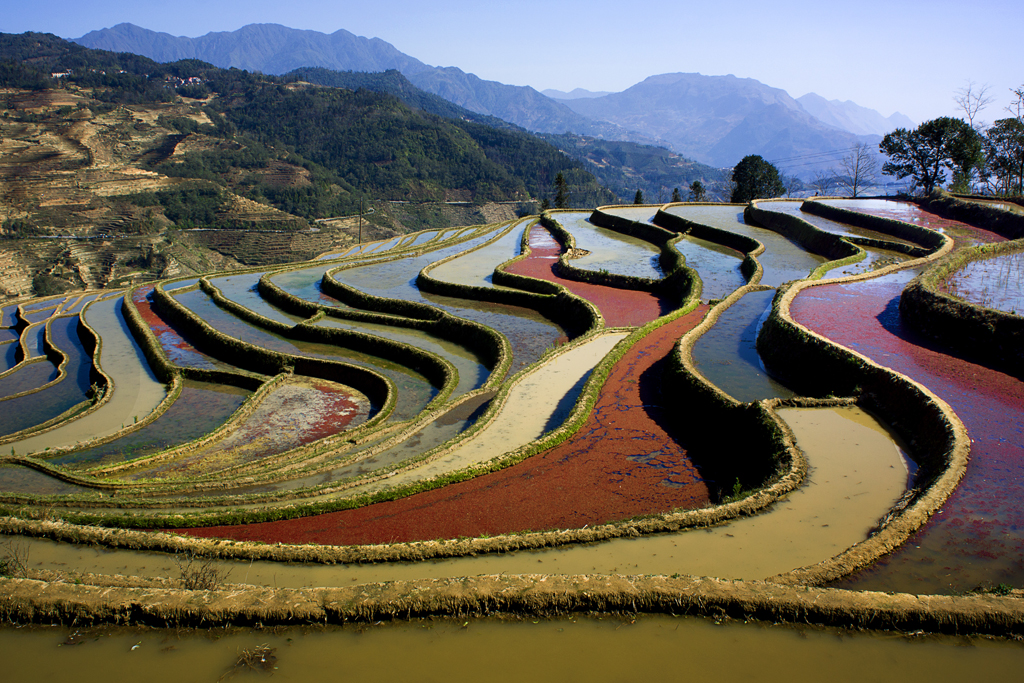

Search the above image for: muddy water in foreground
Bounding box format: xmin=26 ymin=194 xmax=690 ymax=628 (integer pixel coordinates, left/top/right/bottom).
xmin=6 ymin=616 xmax=1022 ymax=683
xmin=16 ymin=406 xmax=906 ymax=585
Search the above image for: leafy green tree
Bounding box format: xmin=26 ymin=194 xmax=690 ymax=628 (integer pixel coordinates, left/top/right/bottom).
xmin=633 ymin=189 xmax=644 ymax=204
xmin=984 ymin=118 xmax=1024 ymax=195
xmin=689 ymin=180 xmax=707 ymax=202
xmin=880 ymin=117 xmax=983 ymax=194
xmin=730 ymin=156 xmax=784 ymax=203
xmin=554 ymin=172 xmax=569 ymax=208
xmin=671 ymin=187 xmax=682 ymax=203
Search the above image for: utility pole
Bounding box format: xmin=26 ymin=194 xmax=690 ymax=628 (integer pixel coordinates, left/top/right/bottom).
xmin=358 ymin=198 xmax=362 ymax=244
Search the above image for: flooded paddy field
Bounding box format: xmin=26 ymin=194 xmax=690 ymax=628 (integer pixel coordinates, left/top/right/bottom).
xmin=173 ymin=287 xmax=435 ymax=421
xmin=674 ymin=234 xmax=747 ymax=301
xmin=819 ymin=199 xmax=1005 ymax=248
xmin=182 ymin=312 xmax=708 ymax=544
xmin=944 ymin=250 xmax=1024 ymax=314
xmin=3 ymin=203 xmax=1024 ymax=671
xmin=0 ymin=340 xmax=19 ymax=371
xmin=793 ymin=263 xmax=1024 ymax=594
xmin=8 ymin=297 xmax=167 ymax=456
xmin=0 ymin=357 xmax=58 ymax=399
xmin=50 ymin=380 xmax=250 ymax=469
xmin=691 ymin=289 xmax=795 ymax=402
xmin=207 ymin=272 xmax=307 ymax=325
xmin=316 ymin=317 xmax=489 ymax=398
xmin=555 ymin=211 xmax=664 ymax=279
xmin=663 ymin=205 xmax=827 ymax=286
xmin=1 ymin=316 xmax=91 ymax=439
xmin=131 ymin=286 xmax=238 ymax=372
xmin=126 ymin=377 xmax=370 ymax=480
xmin=505 ymin=225 xmax=671 ymax=327
xmin=428 ymin=219 xmax=528 ymax=288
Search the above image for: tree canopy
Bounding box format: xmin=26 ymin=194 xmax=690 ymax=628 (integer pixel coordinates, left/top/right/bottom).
xmin=880 ymin=117 xmax=983 ymax=194
xmin=983 ymin=118 xmax=1024 ymax=196
xmin=730 ymin=155 xmax=784 ymax=203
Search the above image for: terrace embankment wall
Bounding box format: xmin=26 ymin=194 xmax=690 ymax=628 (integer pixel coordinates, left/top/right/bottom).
xmin=661 ymin=287 xmax=791 ymax=495
xmin=921 ymin=191 xmax=1024 ymax=240
xmin=801 ymin=199 xmax=948 ymax=251
xmin=652 ymin=206 xmax=763 ymax=282
xmin=745 ymin=201 xmax=863 ymax=276
xmin=758 ymin=282 xmax=958 ymax=485
xmin=900 ymin=240 xmax=1024 ymax=379
xmin=150 ymin=284 xmax=391 ymax=410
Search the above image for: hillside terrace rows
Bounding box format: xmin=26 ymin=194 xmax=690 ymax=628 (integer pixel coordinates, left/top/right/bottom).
xmin=1 ymin=194 xmax=1024 ymax=634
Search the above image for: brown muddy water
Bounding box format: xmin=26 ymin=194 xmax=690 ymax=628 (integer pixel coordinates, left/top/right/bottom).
xmin=5 ymin=615 xmax=1022 ymax=683
xmin=13 ymin=406 xmax=906 ymax=584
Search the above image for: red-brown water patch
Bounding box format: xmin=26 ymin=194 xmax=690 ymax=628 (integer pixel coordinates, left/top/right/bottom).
xmin=131 ymin=286 xmax=235 ymax=372
xmin=826 ymin=200 xmax=1004 ymax=248
xmin=504 ymin=226 xmax=673 ymax=327
xmin=791 ymin=269 xmax=1024 ymax=593
xmin=178 ymin=307 xmax=710 ymax=544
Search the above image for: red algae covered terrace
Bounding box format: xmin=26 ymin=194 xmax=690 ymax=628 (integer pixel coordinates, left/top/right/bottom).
xmin=178 ymin=306 xmax=711 ymax=545
xmin=505 ymin=225 xmax=673 ymax=327
xmin=790 ymin=205 xmax=1024 ymax=594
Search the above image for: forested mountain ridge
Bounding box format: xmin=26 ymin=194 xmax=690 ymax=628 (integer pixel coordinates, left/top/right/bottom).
xmin=0 ymin=32 xmax=619 ymax=296
xmin=76 ymin=22 xmax=432 ymax=77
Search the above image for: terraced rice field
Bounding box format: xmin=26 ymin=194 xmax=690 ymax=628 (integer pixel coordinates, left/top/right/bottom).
xmin=3 ymin=201 xmax=1024 ymax=672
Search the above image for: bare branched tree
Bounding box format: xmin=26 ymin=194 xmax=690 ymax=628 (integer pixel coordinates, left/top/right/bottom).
xmin=836 ymin=143 xmax=877 ymax=197
xmin=811 ymin=168 xmax=835 ymax=196
xmin=1008 ymin=86 xmax=1024 ymax=123
xmin=954 ymin=79 xmax=993 ymax=130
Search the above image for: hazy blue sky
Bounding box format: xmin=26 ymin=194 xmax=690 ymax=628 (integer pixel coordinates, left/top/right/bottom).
xmin=3 ymin=0 xmax=1021 ymax=125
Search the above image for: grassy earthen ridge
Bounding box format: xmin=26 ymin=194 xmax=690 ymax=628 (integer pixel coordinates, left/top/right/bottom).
xmin=2 ymin=573 xmax=1023 ymax=636
xmin=918 ymin=190 xmax=1024 ymax=240
xmin=746 ymin=199 xmax=865 ymax=278
xmin=653 ymin=203 xmax=764 ymax=282
xmin=756 ymin=258 xmax=969 ymax=586
xmin=199 ymin=276 xmax=457 ymax=402
xmin=899 ymin=239 xmax=1024 ymax=379
xmin=150 ymin=281 xmax=393 ymax=414
xmin=0 ymin=310 xmax=111 ymax=447
xmin=662 ymin=283 xmax=792 ymax=494
xmin=418 ymin=219 xmax=604 ymax=340
xmin=802 ymin=198 xmax=949 ymax=252
xmin=256 ymin=271 xmax=510 ymax=388
xmin=588 ymin=206 xmax=702 ymax=306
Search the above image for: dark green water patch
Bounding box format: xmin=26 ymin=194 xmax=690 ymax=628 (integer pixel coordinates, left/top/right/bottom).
xmin=0 ymin=317 xmax=91 ymax=439
xmin=0 ymin=359 xmax=58 ymax=398
xmin=0 ymin=464 xmax=90 ymax=495
xmin=692 ymin=289 xmax=795 ymax=403
xmin=175 ymin=290 xmax=435 ymax=421
xmin=53 ymin=381 xmax=251 ymax=469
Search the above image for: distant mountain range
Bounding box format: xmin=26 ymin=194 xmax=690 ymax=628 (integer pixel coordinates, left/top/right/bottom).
xmin=75 ymin=23 xmax=914 ymax=177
